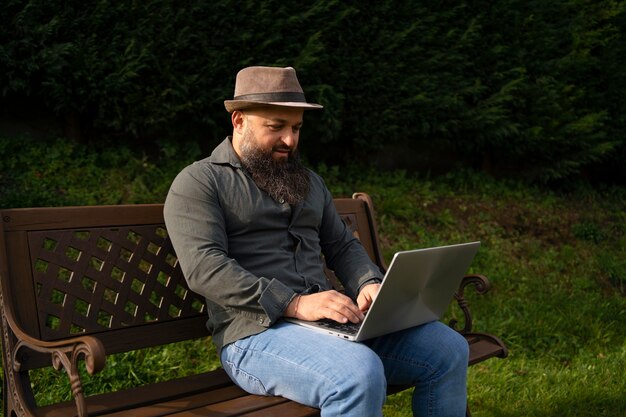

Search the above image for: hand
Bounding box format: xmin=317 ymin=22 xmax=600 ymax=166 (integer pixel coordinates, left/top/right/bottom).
xmin=285 ymin=290 xmax=365 ymax=324
xmin=356 ymin=283 xmax=381 ymax=313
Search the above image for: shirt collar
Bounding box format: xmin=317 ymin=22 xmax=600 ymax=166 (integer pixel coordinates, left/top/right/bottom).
xmin=209 ymin=136 xmax=242 ymax=168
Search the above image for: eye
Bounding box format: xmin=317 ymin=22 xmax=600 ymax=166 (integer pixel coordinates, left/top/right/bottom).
xmin=268 ymin=124 xmax=283 ymax=131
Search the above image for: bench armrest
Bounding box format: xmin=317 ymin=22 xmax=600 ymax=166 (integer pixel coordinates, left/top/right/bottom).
xmin=449 ymin=274 xmax=491 ymax=334
xmin=1 ymin=293 xmax=105 ymax=417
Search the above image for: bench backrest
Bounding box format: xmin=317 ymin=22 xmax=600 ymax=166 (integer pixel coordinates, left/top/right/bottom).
xmin=0 ymin=194 xmax=385 ymax=370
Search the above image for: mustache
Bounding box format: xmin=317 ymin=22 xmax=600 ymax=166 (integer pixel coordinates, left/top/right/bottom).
xmin=273 ymin=144 xmax=294 ymax=153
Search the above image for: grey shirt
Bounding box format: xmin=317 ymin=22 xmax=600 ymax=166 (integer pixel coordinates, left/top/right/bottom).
xmin=163 ymin=137 xmax=382 ymax=352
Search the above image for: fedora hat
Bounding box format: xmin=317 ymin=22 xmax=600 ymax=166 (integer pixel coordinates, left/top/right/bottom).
xmin=224 ymin=66 xmax=323 ymax=112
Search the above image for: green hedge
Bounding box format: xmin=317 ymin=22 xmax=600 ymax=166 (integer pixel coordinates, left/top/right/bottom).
xmin=1 ymin=0 xmax=625 ymax=183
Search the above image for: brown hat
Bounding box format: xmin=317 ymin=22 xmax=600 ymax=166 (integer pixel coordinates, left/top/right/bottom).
xmin=224 ymin=66 xmax=323 ymax=112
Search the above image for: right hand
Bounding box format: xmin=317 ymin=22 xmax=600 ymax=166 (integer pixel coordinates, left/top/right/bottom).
xmin=285 ymin=290 xmax=365 ymax=324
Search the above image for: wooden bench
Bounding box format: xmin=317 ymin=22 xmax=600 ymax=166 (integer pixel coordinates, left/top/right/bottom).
xmin=0 ymin=192 xmax=507 ymax=417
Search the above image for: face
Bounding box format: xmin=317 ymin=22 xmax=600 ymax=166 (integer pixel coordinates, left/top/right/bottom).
xmin=232 ymin=106 xmax=304 ymax=162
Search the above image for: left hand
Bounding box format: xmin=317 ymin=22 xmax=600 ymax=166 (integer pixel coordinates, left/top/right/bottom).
xmin=356 ymin=283 xmax=381 ymax=313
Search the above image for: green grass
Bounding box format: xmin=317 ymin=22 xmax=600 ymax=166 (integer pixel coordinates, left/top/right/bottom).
xmin=1 ymin=141 xmax=625 ymax=416
xmin=368 ymin=172 xmax=626 ymax=417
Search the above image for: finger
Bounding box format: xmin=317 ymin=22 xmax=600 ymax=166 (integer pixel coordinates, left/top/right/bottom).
xmin=357 ymin=284 xmax=380 ymax=312
xmin=357 ymin=292 xmax=372 ymax=312
xmin=326 ymin=299 xmax=364 ymax=323
xmin=324 ymin=306 xmax=363 ymax=324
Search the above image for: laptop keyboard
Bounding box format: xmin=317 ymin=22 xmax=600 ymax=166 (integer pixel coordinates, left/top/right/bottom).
xmin=317 ymin=319 xmax=361 ymax=335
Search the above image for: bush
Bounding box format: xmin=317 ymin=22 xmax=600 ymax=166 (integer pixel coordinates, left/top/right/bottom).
xmin=1 ymin=0 xmax=625 ymax=183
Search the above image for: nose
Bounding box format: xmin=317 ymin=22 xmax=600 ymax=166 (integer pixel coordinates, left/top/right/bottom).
xmin=280 ymin=131 xmax=298 ymax=149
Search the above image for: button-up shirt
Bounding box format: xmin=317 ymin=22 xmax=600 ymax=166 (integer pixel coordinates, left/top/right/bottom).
xmin=164 ymin=137 xmax=382 ymax=352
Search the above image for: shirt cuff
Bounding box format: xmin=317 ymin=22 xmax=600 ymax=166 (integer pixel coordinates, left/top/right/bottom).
xmin=258 ymin=278 xmax=296 ymax=326
xmin=357 ymin=278 xmax=382 ymax=294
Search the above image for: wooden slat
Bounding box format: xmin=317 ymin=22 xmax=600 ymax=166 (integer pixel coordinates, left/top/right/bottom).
xmin=466 ymin=333 xmax=508 ymax=365
xmin=91 ymin=317 xmax=210 ymax=354
xmin=18 ymin=318 xmax=210 ymax=371
xmin=1 ymin=205 xmax=165 ymax=232
xmin=35 ymin=370 xmax=236 ymax=417
xmin=166 ymin=395 xmax=290 ymax=417
xmin=103 ymin=386 xmax=250 ymax=417
xmin=37 ymin=381 xmax=320 ymax=417
xmin=238 ymin=400 xmax=320 ymax=417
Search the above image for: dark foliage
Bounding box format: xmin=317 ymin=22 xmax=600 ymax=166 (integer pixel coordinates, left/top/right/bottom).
xmin=1 ymin=0 xmax=625 ymax=183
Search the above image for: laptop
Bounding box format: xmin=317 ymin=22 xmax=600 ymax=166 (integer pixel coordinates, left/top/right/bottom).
xmin=285 ymin=241 xmax=480 ymax=341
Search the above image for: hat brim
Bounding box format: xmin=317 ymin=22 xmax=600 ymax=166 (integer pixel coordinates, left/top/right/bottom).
xmin=224 ymin=100 xmax=323 ymax=113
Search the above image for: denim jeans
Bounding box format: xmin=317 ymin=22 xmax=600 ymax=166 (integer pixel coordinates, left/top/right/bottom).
xmin=220 ymin=320 xmax=469 ymax=416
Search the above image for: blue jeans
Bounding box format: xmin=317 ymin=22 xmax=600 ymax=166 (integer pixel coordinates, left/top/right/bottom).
xmin=220 ymin=320 xmax=469 ymax=416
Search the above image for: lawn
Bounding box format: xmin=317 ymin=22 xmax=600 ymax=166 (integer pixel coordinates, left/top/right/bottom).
xmin=356 ymin=170 xmax=626 ymax=416
xmin=2 ymin=160 xmax=625 ymax=416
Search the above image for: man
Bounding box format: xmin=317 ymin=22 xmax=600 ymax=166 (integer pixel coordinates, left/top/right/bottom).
xmin=164 ymin=66 xmax=469 ymax=416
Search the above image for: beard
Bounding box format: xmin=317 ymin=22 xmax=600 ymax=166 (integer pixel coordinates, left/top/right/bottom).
xmin=239 ymin=127 xmax=311 ymax=205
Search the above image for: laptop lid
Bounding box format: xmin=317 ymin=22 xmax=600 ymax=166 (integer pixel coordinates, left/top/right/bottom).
xmin=286 ymin=241 xmax=480 ymax=341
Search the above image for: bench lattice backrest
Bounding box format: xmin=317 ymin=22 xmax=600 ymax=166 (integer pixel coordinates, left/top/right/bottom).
xmin=29 ymin=224 xmax=205 ymax=340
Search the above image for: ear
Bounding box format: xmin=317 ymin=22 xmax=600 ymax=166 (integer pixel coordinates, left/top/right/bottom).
xmin=231 ymin=110 xmax=246 ymax=134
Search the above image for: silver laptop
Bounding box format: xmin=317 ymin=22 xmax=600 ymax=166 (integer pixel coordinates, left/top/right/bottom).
xmin=285 ymin=241 xmax=480 ymax=341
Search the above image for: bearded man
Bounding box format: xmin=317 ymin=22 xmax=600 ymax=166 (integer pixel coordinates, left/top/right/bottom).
xmin=163 ymin=66 xmax=469 ymax=417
